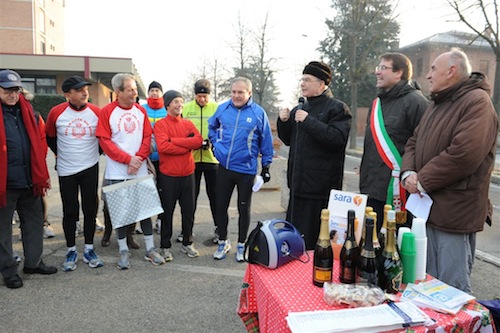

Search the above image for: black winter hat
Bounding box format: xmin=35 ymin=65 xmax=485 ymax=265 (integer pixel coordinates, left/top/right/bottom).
xmin=148 ymin=81 xmax=163 ymax=92
xmin=194 ymin=79 xmax=211 ymax=94
xmin=302 ymin=61 xmax=332 ymax=85
xmin=163 ymin=90 xmax=183 ymax=107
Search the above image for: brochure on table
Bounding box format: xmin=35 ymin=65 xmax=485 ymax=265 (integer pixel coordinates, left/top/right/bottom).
xmin=327 ymin=190 xmax=367 ymax=245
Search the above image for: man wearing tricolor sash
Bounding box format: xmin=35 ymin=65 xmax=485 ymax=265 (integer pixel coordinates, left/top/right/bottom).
xmin=360 ymin=53 xmax=428 ymax=231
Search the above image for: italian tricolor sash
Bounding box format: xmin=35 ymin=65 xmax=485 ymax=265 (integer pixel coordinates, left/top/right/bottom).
xmin=370 ymin=97 xmax=406 ymax=214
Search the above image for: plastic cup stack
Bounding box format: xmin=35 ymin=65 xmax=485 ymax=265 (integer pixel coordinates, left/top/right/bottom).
xmin=411 ymin=218 xmax=428 ymax=281
xmin=400 ymin=232 xmax=416 ymax=284
xmin=397 ymin=227 xmax=411 ymax=249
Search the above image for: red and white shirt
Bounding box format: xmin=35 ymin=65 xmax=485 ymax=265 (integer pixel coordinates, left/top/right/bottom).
xmin=96 ymin=101 xmax=152 ymax=180
xmin=45 ymin=102 xmax=100 ymax=176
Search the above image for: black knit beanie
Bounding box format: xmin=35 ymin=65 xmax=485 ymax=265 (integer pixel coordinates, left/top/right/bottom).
xmin=148 ymin=81 xmax=163 ymax=92
xmin=194 ymin=79 xmax=211 ymax=94
xmin=302 ymin=61 xmax=332 ymax=85
xmin=163 ymin=90 xmax=183 ymax=107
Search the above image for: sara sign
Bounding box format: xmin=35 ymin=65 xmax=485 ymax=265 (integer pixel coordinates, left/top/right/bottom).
xmin=327 ymin=189 xmax=367 ymax=245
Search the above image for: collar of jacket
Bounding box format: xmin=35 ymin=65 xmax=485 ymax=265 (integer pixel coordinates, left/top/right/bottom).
xmin=430 ymin=72 xmax=490 ymax=104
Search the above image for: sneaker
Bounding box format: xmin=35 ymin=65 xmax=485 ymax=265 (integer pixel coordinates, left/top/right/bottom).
xmin=176 ymin=233 xmax=183 ymax=243
xmin=212 ymin=227 xmax=220 ymax=244
xmin=62 ymin=250 xmax=77 ymax=272
xmin=117 ymin=250 xmax=130 ymax=270
xmin=13 ymin=251 xmax=21 ymax=264
xmin=95 ymin=218 xmax=104 ymax=232
xmin=160 ymin=248 xmax=173 ymax=262
xmin=135 ymin=225 xmax=143 ymax=234
xmin=236 ymin=242 xmax=245 ymax=262
xmin=213 ymin=240 xmax=231 ymax=260
xmin=155 ymin=219 xmax=161 ymax=234
xmin=144 ymin=248 xmax=165 ymax=266
xmin=43 ymin=224 xmax=55 ymax=238
xmin=181 ymin=244 xmax=200 ymax=258
xmin=75 ymin=221 xmax=82 ymax=237
xmin=83 ymin=249 xmax=104 ymax=268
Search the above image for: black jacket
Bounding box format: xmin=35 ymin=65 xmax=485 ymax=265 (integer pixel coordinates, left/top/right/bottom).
xmin=360 ymin=80 xmax=429 ymax=202
xmin=2 ymin=103 xmax=33 ymax=189
xmin=277 ymin=89 xmax=351 ymax=200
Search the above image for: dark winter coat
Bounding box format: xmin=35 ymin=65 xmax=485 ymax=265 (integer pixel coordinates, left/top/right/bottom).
xmin=360 ymin=80 xmax=429 ymax=202
xmin=277 ymin=89 xmax=351 ymax=200
xmin=402 ymin=72 xmax=498 ymax=233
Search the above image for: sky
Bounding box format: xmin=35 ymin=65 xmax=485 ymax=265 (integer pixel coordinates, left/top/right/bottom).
xmin=64 ymin=0 xmax=472 ymax=105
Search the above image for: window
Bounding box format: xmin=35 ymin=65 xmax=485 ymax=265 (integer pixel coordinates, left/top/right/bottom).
xmin=22 ymin=76 xmax=57 ymax=94
xmin=479 ymin=60 xmax=489 ymax=76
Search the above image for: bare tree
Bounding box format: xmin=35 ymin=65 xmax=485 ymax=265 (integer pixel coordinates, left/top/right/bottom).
xmin=248 ymin=12 xmax=280 ymax=113
xmin=447 ymin=0 xmax=500 ymax=117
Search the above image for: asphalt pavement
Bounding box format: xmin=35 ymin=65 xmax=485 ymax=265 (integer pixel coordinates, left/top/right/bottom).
xmin=1 ymin=153 xmax=499 ymax=333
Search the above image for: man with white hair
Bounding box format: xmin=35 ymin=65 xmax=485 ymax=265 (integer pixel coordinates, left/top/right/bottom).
xmin=402 ymin=48 xmax=498 ymax=292
xmin=96 ymin=73 xmax=165 ymax=269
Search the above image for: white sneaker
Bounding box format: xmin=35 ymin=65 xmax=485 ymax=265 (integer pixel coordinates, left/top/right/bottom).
xmin=155 ymin=219 xmax=161 ymax=234
xmin=213 ymin=240 xmax=231 ymax=260
xmin=43 ymin=224 xmax=55 ymax=238
xmin=160 ymin=248 xmax=173 ymax=262
xmin=181 ymin=244 xmax=200 ymax=258
xmin=235 ymin=242 xmax=245 ymax=262
xmin=95 ymin=218 xmax=104 ymax=231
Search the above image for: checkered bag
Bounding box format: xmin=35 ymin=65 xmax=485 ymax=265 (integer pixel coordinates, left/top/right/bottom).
xmin=102 ymin=175 xmax=164 ymax=229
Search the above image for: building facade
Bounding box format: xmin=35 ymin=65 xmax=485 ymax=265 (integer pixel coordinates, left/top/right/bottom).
xmin=399 ymin=30 xmax=496 ymax=97
xmin=0 ymin=0 xmax=146 ymax=106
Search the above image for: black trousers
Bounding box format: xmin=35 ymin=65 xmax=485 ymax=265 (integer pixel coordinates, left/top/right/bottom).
xmin=214 ymin=167 xmax=254 ymax=244
xmin=194 ymin=162 xmax=218 ymax=224
xmin=58 ymin=163 xmax=98 ymax=247
xmin=158 ymin=173 xmax=195 ymax=248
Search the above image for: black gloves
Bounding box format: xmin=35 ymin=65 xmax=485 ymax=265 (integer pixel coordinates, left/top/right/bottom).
xmin=261 ymin=166 xmax=271 ymax=183
xmin=202 ymin=139 xmax=211 ymax=150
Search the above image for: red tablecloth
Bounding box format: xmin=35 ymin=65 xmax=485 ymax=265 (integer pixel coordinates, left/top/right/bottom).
xmin=237 ymin=251 xmax=497 ymax=333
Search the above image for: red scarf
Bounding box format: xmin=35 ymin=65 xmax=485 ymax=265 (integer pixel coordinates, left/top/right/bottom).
xmin=0 ymin=94 xmax=50 ymax=207
xmin=147 ymin=97 xmax=164 ymax=109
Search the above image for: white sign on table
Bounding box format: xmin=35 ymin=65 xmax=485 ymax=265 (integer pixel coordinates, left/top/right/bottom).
xmin=327 ymin=190 xmax=367 ymax=245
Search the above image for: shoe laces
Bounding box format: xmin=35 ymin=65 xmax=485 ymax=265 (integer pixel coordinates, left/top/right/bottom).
xmin=85 ymin=249 xmax=97 ymax=260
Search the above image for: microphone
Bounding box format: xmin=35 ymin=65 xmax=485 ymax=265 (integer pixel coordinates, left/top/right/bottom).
xmin=297 ymin=97 xmax=305 ymax=110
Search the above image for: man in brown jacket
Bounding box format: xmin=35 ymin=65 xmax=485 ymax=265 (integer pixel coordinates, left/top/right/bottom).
xmin=401 ymin=48 xmax=498 ymax=293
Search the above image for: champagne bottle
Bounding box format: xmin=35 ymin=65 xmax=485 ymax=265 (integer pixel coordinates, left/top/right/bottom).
xmin=378 ymin=204 xmax=392 ymax=251
xmin=360 ymin=206 xmax=373 ymax=249
xmin=368 ymin=212 xmax=382 ymax=259
xmin=339 ymin=209 xmax=359 ymax=284
xmin=356 ymin=216 xmax=378 ymax=285
xmin=378 ymin=210 xmax=403 ymax=293
xmin=313 ymin=209 xmax=333 ymax=287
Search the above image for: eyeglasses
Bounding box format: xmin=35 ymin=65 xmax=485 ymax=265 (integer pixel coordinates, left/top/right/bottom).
xmin=300 ymin=77 xmax=321 ymax=83
xmin=1 ymin=87 xmax=22 ymax=95
xmin=375 ymin=65 xmax=393 ymax=71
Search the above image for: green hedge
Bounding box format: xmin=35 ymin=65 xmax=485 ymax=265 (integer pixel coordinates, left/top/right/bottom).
xmin=31 ymin=94 xmax=66 ymax=120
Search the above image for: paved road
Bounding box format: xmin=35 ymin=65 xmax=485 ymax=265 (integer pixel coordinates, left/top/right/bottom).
xmin=1 ymin=154 xmax=499 ymax=333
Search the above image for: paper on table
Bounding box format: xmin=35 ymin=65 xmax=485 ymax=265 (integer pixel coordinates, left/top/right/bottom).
xmin=286 ymin=302 xmax=430 ymax=333
xmin=406 ymin=192 xmax=433 ymax=221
